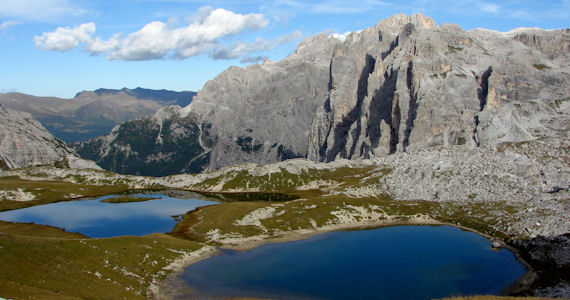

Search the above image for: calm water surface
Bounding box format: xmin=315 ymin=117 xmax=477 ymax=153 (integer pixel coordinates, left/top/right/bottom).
xmin=0 ymin=194 xmax=216 ymax=237
xmin=183 ymin=225 xmax=526 ymax=300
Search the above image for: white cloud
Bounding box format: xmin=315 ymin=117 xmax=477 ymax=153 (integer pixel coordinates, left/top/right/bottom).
xmin=106 ymin=8 xmax=268 ymax=61
xmin=0 ymin=0 xmax=87 ymax=22
xmin=479 ymin=2 xmax=500 ymax=14
xmin=211 ymin=30 xmax=302 ymax=60
xmin=0 ymin=20 xmax=20 ymax=30
xmin=34 ymin=7 xmax=301 ymax=62
xmin=34 ymin=22 xmax=95 ymax=51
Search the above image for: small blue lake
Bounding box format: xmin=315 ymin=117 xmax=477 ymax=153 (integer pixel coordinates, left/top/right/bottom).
xmin=0 ymin=194 xmax=216 ymax=238
xmin=183 ymin=225 xmax=526 ymax=299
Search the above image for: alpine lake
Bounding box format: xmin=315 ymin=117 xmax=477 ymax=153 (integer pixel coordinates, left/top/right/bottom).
xmin=0 ymin=192 xmax=527 ymax=299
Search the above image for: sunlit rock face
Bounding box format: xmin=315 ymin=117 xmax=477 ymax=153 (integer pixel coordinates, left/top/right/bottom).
xmin=76 ymin=14 xmax=570 ymax=175
xmin=0 ymin=105 xmax=74 ymax=169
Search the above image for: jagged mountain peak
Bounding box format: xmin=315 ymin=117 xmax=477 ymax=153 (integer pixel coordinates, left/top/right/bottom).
xmin=374 ymin=12 xmax=437 ymax=32
xmin=75 ymin=13 xmax=569 ymax=176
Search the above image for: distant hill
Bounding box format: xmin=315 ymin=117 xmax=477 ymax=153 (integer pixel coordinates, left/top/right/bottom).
xmin=89 ymin=87 xmax=194 ymax=107
xmin=0 ymin=88 xmax=196 ymax=142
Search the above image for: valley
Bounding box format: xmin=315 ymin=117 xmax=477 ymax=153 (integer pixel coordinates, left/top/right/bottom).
xmin=1 ymin=136 xmax=568 ymax=298
xmin=0 ymin=12 xmax=568 ymax=300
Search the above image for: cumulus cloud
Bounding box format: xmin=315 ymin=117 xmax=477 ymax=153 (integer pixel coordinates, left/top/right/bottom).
xmin=0 ymin=0 xmax=87 ymax=22
xmin=34 ymin=7 xmax=278 ymax=61
xmin=34 ymin=22 xmax=95 ymax=51
xmin=108 ymin=7 xmax=268 ymax=60
xmin=0 ymin=20 xmax=20 ymax=30
xmin=34 ymin=7 xmax=300 ymax=62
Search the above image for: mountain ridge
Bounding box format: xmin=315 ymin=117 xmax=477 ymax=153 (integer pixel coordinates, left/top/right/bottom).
xmin=74 ymin=13 xmax=569 ymax=176
xmin=0 ymin=88 xmax=196 ymax=142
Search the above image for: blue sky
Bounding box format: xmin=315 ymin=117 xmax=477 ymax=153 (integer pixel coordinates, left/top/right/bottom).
xmin=0 ymin=0 xmax=568 ymax=98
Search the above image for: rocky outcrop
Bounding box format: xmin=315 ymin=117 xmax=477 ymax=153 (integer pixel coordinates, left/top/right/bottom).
xmin=77 ymin=13 xmax=569 ymax=174
xmin=180 ymin=34 xmax=335 ymax=170
xmin=73 ymin=106 xmax=212 ymax=176
xmin=0 ymin=88 xmax=195 ymax=142
xmin=0 ymin=105 xmax=99 ymax=170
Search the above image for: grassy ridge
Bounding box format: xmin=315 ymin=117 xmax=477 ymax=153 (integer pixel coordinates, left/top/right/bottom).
xmin=0 ymin=221 xmax=202 ymax=299
xmin=172 ymin=193 xmax=518 ymax=245
xmin=192 ymin=165 xmax=381 ymax=191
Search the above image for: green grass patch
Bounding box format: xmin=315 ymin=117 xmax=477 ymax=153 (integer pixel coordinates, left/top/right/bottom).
xmin=193 ymin=165 xmax=381 ymax=193
xmin=170 ymin=202 xmax=269 ymax=242
xmin=532 ymin=64 xmax=550 ymax=70
xmin=0 ymin=221 xmax=203 ymax=299
xmin=0 ymin=176 xmax=135 ymax=212
xmin=0 ymin=221 xmax=86 ymax=239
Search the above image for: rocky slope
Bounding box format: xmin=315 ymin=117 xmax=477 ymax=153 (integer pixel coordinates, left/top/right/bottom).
xmin=0 ymin=88 xmax=195 ymax=142
xmin=0 ymin=105 xmax=100 ymax=170
xmin=73 ymin=106 xmax=212 ymax=176
xmin=74 ymin=13 xmax=569 ymax=176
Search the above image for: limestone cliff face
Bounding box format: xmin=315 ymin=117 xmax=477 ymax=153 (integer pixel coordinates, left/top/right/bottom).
xmin=191 ymin=13 xmax=568 ymax=168
xmin=76 ymin=14 xmax=569 ymax=175
xmin=181 ymin=34 xmax=335 ymax=170
xmin=0 ymin=106 xmax=98 ymax=170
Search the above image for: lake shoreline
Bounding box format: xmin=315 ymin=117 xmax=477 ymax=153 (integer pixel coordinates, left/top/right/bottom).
xmin=156 ymin=216 xmax=536 ymax=299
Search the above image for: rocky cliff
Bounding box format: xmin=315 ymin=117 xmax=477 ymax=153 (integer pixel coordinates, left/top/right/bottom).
xmin=0 ymin=88 xmax=196 ymax=142
xmin=0 ymin=105 xmax=100 ymax=170
xmin=74 ymin=13 xmax=569 ymax=175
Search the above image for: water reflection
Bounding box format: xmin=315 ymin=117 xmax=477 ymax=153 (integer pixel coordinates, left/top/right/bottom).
xmin=0 ymin=194 xmax=216 ymax=237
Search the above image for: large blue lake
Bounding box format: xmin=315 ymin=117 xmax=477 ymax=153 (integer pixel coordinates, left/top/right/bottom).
xmin=183 ymin=225 xmax=526 ymax=299
xmin=0 ymin=194 xmax=216 ymax=237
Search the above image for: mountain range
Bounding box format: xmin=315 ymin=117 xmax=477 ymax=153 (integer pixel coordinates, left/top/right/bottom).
xmin=73 ymin=13 xmax=569 ymax=176
xmin=0 ymin=87 xmax=195 ymax=142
